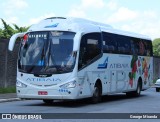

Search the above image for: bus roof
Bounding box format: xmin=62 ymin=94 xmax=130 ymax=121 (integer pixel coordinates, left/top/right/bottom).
xmin=28 ymin=17 xmax=151 ymax=40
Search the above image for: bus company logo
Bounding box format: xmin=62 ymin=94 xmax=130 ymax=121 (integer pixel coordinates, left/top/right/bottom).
xmin=26 ymin=78 xmax=61 ymax=82
xmin=44 ymin=23 xmax=59 ymax=28
xmin=98 ymin=57 xmax=108 ymax=69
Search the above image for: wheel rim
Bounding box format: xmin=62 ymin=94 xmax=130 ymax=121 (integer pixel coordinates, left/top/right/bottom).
xmin=94 ymin=87 xmax=99 ymax=97
xmin=92 ymin=85 xmax=101 ymax=103
xmin=137 ymin=84 xmax=141 ymax=95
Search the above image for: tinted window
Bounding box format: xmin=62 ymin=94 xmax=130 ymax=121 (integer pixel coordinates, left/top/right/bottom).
xmin=130 ymin=37 xmax=140 ymax=55
xmin=130 ymin=38 xmax=152 ymax=56
xmin=142 ymin=39 xmax=153 ymax=56
xmin=18 ymin=31 xmax=76 ymax=74
xmin=116 ymin=35 xmax=131 ymax=54
xmin=103 ymin=32 xmax=131 ymax=55
xmin=78 ymin=33 xmax=102 ymax=70
xmin=102 ymin=32 xmax=117 ymax=53
xmin=102 ymin=32 xmax=153 ymax=56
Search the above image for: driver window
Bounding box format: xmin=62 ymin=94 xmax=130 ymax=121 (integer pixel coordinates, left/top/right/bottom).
xmin=78 ymin=33 xmax=101 ymax=70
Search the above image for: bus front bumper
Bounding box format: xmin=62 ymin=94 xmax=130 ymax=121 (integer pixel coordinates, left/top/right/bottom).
xmin=16 ymin=88 xmax=79 ymax=100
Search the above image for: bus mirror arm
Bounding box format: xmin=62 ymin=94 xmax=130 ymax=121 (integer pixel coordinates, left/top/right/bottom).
xmin=8 ymin=33 xmax=24 ymax=51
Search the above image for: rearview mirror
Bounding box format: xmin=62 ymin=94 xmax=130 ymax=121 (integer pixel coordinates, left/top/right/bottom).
xmin=8 ymin=33 xmax=24 ymax=51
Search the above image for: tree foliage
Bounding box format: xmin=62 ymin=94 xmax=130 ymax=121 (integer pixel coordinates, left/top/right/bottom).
xmin=0 ymin=19 xmax=30 ymax=39
xmin=0 ymin=28 xmax=3 ymax=38
xmin=1 ymin=19 xmax=15 ymax=39
xmin=13 ymin=24 xmax=30 ymax=33
xmin=153 ymin=38 xmax=160 ymax=56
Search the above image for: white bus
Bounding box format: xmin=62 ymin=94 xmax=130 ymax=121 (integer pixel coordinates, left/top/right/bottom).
xmin=9 ymin=17 xmax=153 ymax=104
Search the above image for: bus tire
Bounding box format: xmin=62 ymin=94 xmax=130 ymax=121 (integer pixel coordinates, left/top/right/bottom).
xmin=43 ymin=99 xmax=54 ymax=104
xmin=126 ymin=81 xmax=142 ymax=97
xmin=91 ymin=82 xmax=102 ymax=104
xmin=133 ymin=81 xmax=142 ymax=97
xmin=156 ymin=88 xmax=159 ymax=92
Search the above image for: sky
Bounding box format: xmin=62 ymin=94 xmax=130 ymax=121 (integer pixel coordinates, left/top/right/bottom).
xmin=0 ymin=0 xmax=160 ymax=40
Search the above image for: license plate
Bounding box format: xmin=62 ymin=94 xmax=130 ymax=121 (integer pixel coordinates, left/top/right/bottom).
xmin=38 ymin=91 xmax=48 ymax=95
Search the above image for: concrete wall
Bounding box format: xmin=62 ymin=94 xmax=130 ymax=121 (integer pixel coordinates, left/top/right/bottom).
xmin=0 ymin=39 xmax=20 ymax=88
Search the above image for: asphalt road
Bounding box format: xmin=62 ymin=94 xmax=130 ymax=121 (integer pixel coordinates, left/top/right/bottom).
xmin=0 ymin=88 xmax=159 ymax=122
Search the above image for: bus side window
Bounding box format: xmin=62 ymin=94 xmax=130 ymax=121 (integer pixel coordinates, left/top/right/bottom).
xmin=78 ymin=33 xmax=102 ymax=70
xmin=138 ymin=40 xmax=145 ymax=56
xmin=116 ymin=35 xmax=131 ymax=55
xmin=102 ymin=32 xmax=117 ymax=53
xmin=148 ymin=41 xmax=153 ymax=56
xmin=78 ymin=37 xmax=86 ymax=68
xmin=131 ymin=37 xmax=140 ymax=55
xmin=142 ymin=39 xmax=153 ymax=56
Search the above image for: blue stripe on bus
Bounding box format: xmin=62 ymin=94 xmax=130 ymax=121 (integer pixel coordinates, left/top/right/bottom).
xmin=98 ymin=57 xmax=108 ymax=69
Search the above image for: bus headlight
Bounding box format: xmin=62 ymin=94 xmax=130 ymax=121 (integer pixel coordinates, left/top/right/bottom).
xmin=60 ymin=80 xmax=76 ymax=89
xmin=16 ymin=80 xmax=27 ymax=88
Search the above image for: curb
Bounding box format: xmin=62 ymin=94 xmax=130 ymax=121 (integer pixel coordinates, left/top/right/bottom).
xmin=0 ymin=98 xmax=21 ymax=103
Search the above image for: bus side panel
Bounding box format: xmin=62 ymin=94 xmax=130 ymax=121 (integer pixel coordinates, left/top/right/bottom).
xmin=77 ymin=54 xmax=152 ymax=99
xmin=140 ymin=56 xmax=153 ymax=90
xmin=77 ymin=69 xmax=93 ymax=98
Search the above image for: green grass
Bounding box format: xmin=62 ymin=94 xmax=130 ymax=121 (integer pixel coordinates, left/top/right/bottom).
xmin=0 ymin=87 xmax=16 ymax=94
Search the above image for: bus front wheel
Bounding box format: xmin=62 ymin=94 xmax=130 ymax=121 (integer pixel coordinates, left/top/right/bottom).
xmin=91 ymin=82 xmax=102 ymax=104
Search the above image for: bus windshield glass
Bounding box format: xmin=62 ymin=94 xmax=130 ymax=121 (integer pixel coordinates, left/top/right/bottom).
xmin=18 ymin=31 xmax=76 ymax=74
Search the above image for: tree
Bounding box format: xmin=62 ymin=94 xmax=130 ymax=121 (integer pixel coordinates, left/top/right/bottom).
xmin=0 ymin=19 xmax=30 ymax=39
xmin=152 ymin=38 xmax=160 ymax=56
xmin=0 ymin=28 xmax=4 ymax=38
xmin=13 ymin=24 xmax=30 ymax=33
xmin=1 ymin=18 xmax=15 ymax=39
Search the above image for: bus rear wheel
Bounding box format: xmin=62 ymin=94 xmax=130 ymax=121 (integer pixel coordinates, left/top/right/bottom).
xmin=91 ymin=83 xmax=102 ymax=104
xmin=126 ymin=81 xmax=142 ymax=97
xmin=43 ymin=99 xmax=54 ymax=104
xmin=133 ymin=81 xmax=141 ymax=97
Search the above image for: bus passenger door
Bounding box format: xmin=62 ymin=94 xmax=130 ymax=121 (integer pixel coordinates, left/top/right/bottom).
xmin=108 ymin=70 xmax=117 ymax=93
xmin=116 ymin=70 xmax=127 ymax=92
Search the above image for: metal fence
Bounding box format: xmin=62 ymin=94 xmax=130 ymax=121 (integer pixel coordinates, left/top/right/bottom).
xmin=0 ymin=39 xmax=20 ymax=88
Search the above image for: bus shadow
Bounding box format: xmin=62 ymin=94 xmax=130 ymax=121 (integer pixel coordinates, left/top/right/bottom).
xmin=24 ymin=93 xmax=147 ymax=108
xmin=101 ymin=93 xmax=146 ymax=103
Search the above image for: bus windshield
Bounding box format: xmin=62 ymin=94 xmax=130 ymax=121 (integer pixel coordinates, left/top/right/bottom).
xmin=18 ymin=31 xmax=76 ymax=74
